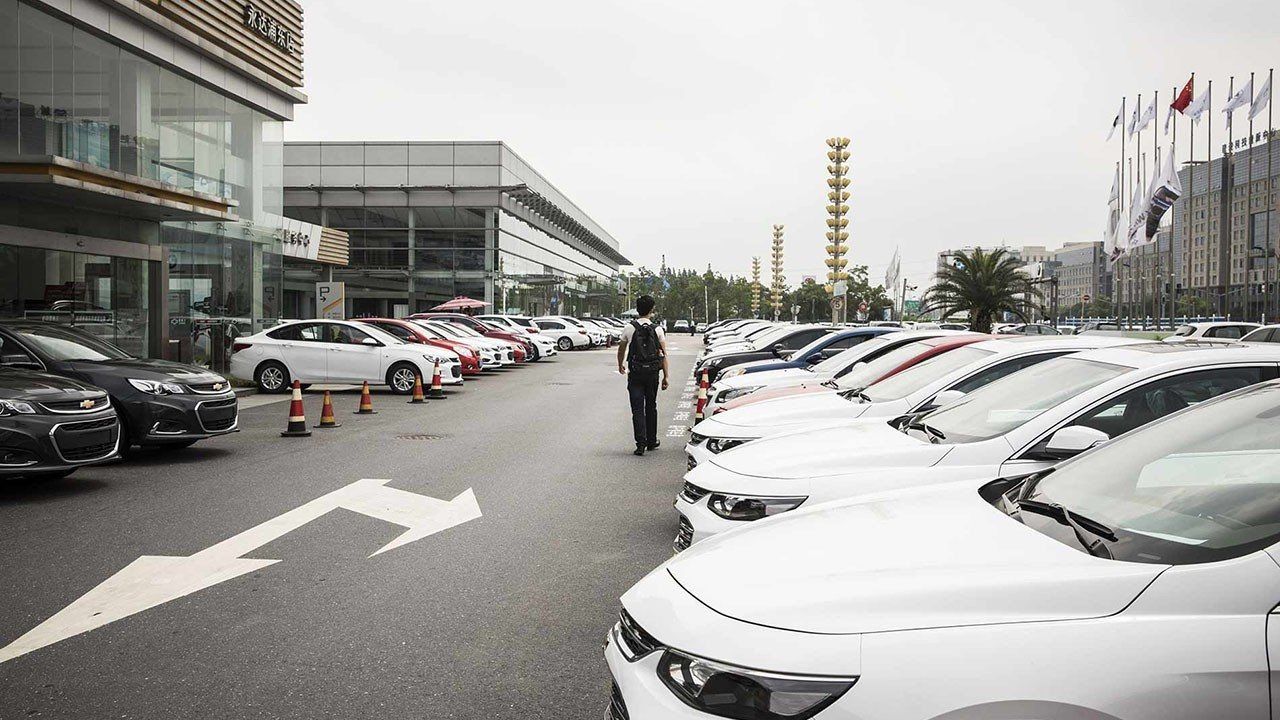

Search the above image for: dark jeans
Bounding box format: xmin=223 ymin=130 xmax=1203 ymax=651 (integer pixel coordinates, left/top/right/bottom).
xmin=627 ymin=367 xmax=660 ymax=447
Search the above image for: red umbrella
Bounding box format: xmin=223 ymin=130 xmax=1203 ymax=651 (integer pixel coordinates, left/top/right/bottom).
xmin=429 ymin=296 xmax=492 ymax=312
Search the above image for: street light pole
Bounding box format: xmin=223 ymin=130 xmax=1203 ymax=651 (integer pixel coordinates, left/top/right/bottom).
xmin=825 ymin=137 xmax=852 ymax=324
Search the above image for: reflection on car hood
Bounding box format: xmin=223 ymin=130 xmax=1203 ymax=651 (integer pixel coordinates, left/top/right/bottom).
xmin=668 ymin=481 xmax=1165 ymax=634
xmin=0 ymin=367 xmax=103 ymax=399
xmin=67 ymin=358 xmax=223 ymax=383
xmin=710 ymin=420 xmax=947 ymax=479
xmin=700 ymin=390 xmax=859 ymax=431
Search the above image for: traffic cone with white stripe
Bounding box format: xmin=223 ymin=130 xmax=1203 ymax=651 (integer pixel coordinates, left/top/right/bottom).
xmin=354 ymin=381 xmax=377 ymax=414
xmin=316 ymin=390 xmax=340 ymax=428
xmin=407 ymin=372 xmax=428 ymax=404
xmin=280 ymin=381 xmax=311 ymax=437
xmin=427 ymin=360 xmax=447 ymax=399
xmin=693 ymin=369 xmax=709 ymax=423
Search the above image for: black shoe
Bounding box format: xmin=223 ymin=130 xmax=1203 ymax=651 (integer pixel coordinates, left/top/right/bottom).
xmin=633 ymin=445 xmax=646 ymax=456
xmin=646 ymin=441 xmax=661 ymax=451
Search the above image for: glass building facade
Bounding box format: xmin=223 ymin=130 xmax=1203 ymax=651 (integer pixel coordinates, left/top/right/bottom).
xmin=0 ymin=0 xmax=329 ymax=371
xmin=282 ymin=142 xmax=628 ymax=319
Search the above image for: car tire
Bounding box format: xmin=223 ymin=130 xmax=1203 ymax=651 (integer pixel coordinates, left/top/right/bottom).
xmin=255 ymin=361 xmax=290 ymax=394
xmin=556 ymin=337 xmax=572 ymax=351
xmin=386 ymin=362 xmax=420 ymax=395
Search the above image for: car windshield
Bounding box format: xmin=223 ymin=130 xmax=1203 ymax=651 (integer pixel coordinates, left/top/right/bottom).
xmin=862 ymin=346 xmax=995 ymax=402
xmin=1174 ymin=325 xmax=1196 ymax=336
xmin=812 ymin=336 xmax=891 ymax=373
xmin=788 ymin=333 xmax=837 ymax=363
xmin=835 ymin=339 xmax=945 ymax=391
xmin=744 ymin=326 xmax=793 ymax=347
xmin=12 ymin=324 xmax=132 ymax=361
xmin=449 ymin=323 xmax=482 ymax=337
xmin=425 ymin=321 xmax=464 ymax=339
xmin=1025 ymin=382 xmax=1280 ymax=564
xmin=921 ymin=356 xmax=1131 ymax=443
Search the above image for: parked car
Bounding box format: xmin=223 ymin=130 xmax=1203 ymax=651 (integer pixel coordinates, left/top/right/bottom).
xmin=695 ymin=325 xmax=834 ymax=384
xmin=1240 ymin=324 xmax=1280 ymax=343
xmin=533 ymin=317 xmax=592 ymax=350
xmin=0 ymin=320 xmax=237 ymax=455
xmin=0 ymin=366 xmax=121 ymax=479
xmin=475 ymin=314 xmax=539 ymax=335
xmin=694 ymin=322 xmax=708 ymax=333
xmin=613 ymin=378 xmax=1280 ymax=720
xmin=488 ymin=322 xmax=559 ymax=358
xmin=996 ymin=322 xmax=1061 ymax=335
xmin=411 ymin=312 xmax=535 ymax=360
xmin=677 ymin=342 xmax=1280 ymax=546
xmin=672 ymin=320 xmax=691 ymax=333
xmin=1163 ymin=321 xmax=1261 ymax=343
xmin=702 ymin=329 xmax=952 ymax=415
xmin=578 ymin=317 xmax=621 ymax=345
xmin=688 ymin=334 xmax=1143 ymax=470
xmin=413 ymin=320 xmax=511 ymax=367
xmin=358 ymin=318 xmax=482 ymax=376
xmin=938 ymin=322 xmax=970 ymax=330
xmin=1072 ymin=320 xmax=1123 ymax=334
xmin=230 ymin=319 xmax=462 ymax=394
xmin=714 ymin=327 xmax=898 ymax=381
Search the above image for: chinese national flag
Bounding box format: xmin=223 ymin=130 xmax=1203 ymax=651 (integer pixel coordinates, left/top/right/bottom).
xmin=1171 ymin=76 xmax=1194 ymax=113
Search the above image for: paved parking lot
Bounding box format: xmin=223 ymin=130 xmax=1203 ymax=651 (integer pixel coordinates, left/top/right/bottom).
xmin=0 ymin=337 xmax=699 ymax=719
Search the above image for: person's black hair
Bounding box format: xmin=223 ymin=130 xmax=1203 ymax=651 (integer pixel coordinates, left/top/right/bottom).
xmin=636 ymin=295 xmax=656 ymax=316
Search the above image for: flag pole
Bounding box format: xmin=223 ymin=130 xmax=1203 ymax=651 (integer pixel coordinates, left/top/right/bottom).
xmin=1268 ymin=68 xmax=1275 ymax=322
xmin=1224 ymin=76 xmax=1233 ymax=319
xmin=1186 ymin=76 xmax=1195 ymax=324
xmin=1170 ymin=83 xmax=1178 ymax=325
xmin=1207 ymin=79 xmax=1214 ymax=318
xmin=1248 ymin=71 xmax=1256 ymax=322
xmin=1120 ymin=96 xmax=1127 ymax=322
xmin=1152 ymin=88 xmax=1159 ymax=325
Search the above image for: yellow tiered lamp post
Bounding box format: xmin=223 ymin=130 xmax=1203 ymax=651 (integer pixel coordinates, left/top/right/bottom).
xmin=824 ymin=137 xmax=851 ymax=323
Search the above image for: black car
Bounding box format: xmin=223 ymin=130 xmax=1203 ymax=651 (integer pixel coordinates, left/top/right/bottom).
xmin=0 ymin=321 xmax=238 ymax=455
xmin=693 ymin=326 xmax=833 ymax=383
xmin=0 ymin=367 xmax=120 ymax=479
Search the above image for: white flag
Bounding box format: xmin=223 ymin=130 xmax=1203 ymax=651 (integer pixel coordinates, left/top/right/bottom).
xmin=1133 ymin=97 xmax=1157 ymax=134
xmin=1124 ymin=179 xmax=1147 ymax=253
xmin=1163 ymin=103 xmax=1175 ymax=135
xmin=1185 ymin=88 xmax=1211 ymax=124
xmin=1106 ymin=101 xmax=1123 ymax=141
xmin=1104 ymin=170 xmax=1122 ymax=262
xmin=1126 ymin=101 xmax=1141 ymax=138
xmin=1223 ymin=78 xmax=1253 ymax=128
xmin=1250 ymin=74 xmax=1272 ymax=121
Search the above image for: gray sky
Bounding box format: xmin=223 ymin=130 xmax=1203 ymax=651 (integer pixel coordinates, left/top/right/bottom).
xmin=291 ymin=0 xmax=1280 ymax=290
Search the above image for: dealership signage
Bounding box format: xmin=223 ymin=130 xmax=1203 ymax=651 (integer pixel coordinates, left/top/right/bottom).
xmin=276 ymin=218 xmax=324 ymax=262
xmin=317 ymin=282 xmax=345 ymax=320
xmin=244 ymin=2 xmax=297 ymax=55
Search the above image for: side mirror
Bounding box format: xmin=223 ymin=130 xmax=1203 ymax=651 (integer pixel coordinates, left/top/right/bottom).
xmin=1044 ymin=425 xmax=1109 ymax=458
xmin=926 ymin=389 xmax=967 ymax=411
xmin=805 ymin=352 xmax=823 ymax=365
xmin=772 ymin=343 xmax=785 ymax=357
xmin=360 ymin=337 xmax=381 ymax=347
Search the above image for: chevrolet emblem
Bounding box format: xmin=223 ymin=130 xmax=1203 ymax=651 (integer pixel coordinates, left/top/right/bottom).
xmin=80 ymin=399 xmax=95 ymax=409
xmin=212 ymin=382 xmax=224 ymax=391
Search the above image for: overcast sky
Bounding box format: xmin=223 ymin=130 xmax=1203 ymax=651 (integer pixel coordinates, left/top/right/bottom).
xmin=290 ymin=0 xmax=1280 ymax=291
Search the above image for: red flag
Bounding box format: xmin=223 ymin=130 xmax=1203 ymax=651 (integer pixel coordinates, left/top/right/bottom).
xmin=1171 ymin=76 xmax=1194 ymax=113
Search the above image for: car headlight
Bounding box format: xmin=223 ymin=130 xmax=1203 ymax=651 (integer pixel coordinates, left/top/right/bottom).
xmin=706 ymin=437 xmax=752 ymax=454
xmin=718 ymin=386 xmax=763 ymax=403
xmin=658 ymin=648 xmax=856 ymax=720
xmin=128 ymin=379 xmax=186 ymax=395
xmin=707 ymin=493 xmax=807 ymax=520
xmin=0 ymin=399 xmax=37 ymax=416
xmin=455 ymin=347 xmax=474 ymax=358
xmin=720 ymin=367 xmax=746 ymax=379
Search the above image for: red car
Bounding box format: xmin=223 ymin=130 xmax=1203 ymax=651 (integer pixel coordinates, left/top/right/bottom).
xmin=358 ymin=317 xmax=483 ymax=376
xmin=410 ymin=312 xmax=536 ymax=362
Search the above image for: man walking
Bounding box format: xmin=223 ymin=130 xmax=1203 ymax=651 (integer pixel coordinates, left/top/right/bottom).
xmin=617 ymin=295 xmax=669 ymax=456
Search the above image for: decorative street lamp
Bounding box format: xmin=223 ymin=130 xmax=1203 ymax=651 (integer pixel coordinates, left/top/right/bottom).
xmin=750 ymin=257 xmax=762 ymax=318
xmin=824 ymin=136 xmax=851 ymax=324
xmin=770 ymin=225 xmax=785 ymax=321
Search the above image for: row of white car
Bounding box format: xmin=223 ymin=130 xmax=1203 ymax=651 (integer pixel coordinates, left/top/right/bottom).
xmin=605 ymin=317 xmax=1280 ymax=720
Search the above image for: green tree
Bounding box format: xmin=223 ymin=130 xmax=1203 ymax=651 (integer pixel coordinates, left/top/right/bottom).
xmin=921 ymin=247 xmax=1040 ymax=333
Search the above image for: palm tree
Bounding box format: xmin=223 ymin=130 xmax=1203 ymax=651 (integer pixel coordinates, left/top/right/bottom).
xmin=921 ymin=248 xmax=1040 ymax=333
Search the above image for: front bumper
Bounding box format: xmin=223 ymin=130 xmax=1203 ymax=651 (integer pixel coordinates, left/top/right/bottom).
xmin=673 ymin=492 xmax=745 ymax=549
xmin=0 ymin=409 xmax=121 ymax=476
xmin=118 ymin=391 xmax=238 ymax=444
xmin=606 ymin=632 xmax=709 ymax=719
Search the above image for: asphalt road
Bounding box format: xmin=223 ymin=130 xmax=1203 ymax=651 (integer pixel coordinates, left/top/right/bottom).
xmin=0 ymin=334 xmax=699 ymax=719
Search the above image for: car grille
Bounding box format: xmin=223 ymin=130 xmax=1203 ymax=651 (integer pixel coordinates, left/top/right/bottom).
xmin=686 ymin=454 xmax=697 ymax=471
xmin=197 ymin=397 xmax=238 ymax=432
xmin=689 ymin=432 xmax=706 ymax=446
xmin=607 ymin=682 xmax=629 ymax=720
xmin=617 ymin=610 xmax=660 ymax=660
xmin=51 ymin=416 xmax=119 ymax=462
xmin=451 ymin=364 xmax=461 ymax=378
xmin=674 ymin=516 xmax=694 ymax=552
xmin=678 ymin=481 xmax=709 ymax=504
xmin=39 ymin=394 xmax=110 ymax=414
xmin=186 ymin=380 xmax=232 ymax=394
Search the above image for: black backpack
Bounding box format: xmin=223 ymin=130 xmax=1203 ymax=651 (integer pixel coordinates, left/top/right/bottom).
xmin=628 ymin=321 xmax=663 ymax=370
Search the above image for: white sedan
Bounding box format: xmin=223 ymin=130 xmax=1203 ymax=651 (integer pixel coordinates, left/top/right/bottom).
xmin=229 ymin=319 xmax=462 ymax=394
xmin=611 ymin=378 xmax=1280 ymax=719
xmin=1163 ymin=321 xmax=1260 ymax=343
xmin=533 ymin=317 xmax=592 ymax=350
xmin=676 ymin=342 xmax=1280 ymax=547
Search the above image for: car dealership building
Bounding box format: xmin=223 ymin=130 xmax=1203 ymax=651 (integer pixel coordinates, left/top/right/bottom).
xmin=281 ymin=141 xmax=628 ymax=319
xmin=0 ymin=0 xmax=347 ymax=371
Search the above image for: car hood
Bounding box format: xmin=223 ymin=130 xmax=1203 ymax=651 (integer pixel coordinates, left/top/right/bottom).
xmin=667 ymin=481 xmax=1165 ymax=634
xmin=66 ymin=357 xmax=224 ymax=384
xmin=725 ymin=366 xmax=812 ymax=385
xmin=709 ymin=420 xmax=949 ymax=479
xmin=0 ymin=368 xmax=104 ymax=400
xmin=700 ymin=390 xmax=865 ymax=432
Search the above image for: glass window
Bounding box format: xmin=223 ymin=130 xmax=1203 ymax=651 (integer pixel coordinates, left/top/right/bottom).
xmin=0 ymin=0 xmax=16 ymax=154
xmin=11 ymin=323 xmax=131 ymax=361
xmin=835 ymin=339 xmax=942 ymax=391
xmin=1068 ymin=367 xmax=1265 ymax=439
xmin=327 ymin=324 xmax=371 ymax=344
xmin=1022 ymin=383 xmax=1280 ymax=564
xmin=863 ymin=346 xmax=995 ymax=402
xmin=951 ymin=352 xmax=1071 ymax=395
xmin=1206 ymin=326 xmax=1246 ymax=339
xmin=827 ymin=335 xmax=867 ymax=351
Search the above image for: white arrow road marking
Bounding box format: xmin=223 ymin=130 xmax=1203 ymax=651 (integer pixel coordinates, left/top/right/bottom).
xmin=0 ymin=479 xmax=481 ymax=664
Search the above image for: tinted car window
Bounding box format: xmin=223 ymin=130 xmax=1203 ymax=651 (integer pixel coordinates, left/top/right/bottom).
xmin=537 ymin=321 xmax=564 ymax=330
xmin=1208 ymin=326 xmax=1246 ymax=340
xmin=376 ymin=323 xmax=414 ymax=340
xmin=10 ymin=324 xmax=131 ymax=361
xmin=1070 ymin=367 xmax=1265 ymax=439
xmin=950 ymin=351 xmax=1070 ymax=395
xmin=329 ymin=325 xmax=372 ymax=344
xmin=827 ymin=335 xmax=867 ymax=350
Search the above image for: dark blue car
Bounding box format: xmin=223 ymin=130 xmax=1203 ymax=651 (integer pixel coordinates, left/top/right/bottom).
xmin=728 ymin=326 xmax=900 ymax=376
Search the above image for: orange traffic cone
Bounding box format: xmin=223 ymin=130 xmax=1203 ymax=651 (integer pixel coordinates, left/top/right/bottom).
xmin=407 ymin=372 xmax=428 ymax=404
xmin=693 ymin=370 xmax=709 ymax=423
xmin=316 ymin=390 xmax=341 ymax=428
xmin=280 ymin=380 xmax=311 ymax=437
xmin=354 ymin=381 xmax=377 ymax=414
xmin=427 ymin=360 xmax=447 ymax=399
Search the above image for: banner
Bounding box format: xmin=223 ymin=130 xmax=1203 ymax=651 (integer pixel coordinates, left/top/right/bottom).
xmin=884 ymin=246 xmax=900 ymax=291
xmin=1143 ymin=151 xmax=1183 ymax=241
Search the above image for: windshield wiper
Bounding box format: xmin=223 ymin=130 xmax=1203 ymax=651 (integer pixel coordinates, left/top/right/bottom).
xmin=903 ymin=419 xmax=945 ymax=443
xmin=839 ymin=386 xmax=871 ymax=403
xmin=1015 ymin=499 xmax=1117 ymax=558
xmin=820 ymin=379 xmax=839 ymax=389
